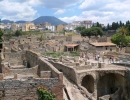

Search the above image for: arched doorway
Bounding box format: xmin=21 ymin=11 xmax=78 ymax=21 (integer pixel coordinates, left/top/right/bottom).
xmin=97 ymin=73 xmax=126 ymax=99
xmin=81 ymin=75 xmax=94 ymax=93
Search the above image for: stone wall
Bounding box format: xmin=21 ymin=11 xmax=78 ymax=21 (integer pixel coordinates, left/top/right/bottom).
xmin=25 ymin=50 xmax=63 ymax=78
xmin=2 ymin=64 xmax=38 ymax=77
xmin=0 ymin=50 xmax=64 ymax=100
xmin=77 ymin=69 xmax=130 ymax=100
xmin=0 ymin=77 xmax=62 ymax=100
xmin=49 ymin=60 xmax=78 ymax=84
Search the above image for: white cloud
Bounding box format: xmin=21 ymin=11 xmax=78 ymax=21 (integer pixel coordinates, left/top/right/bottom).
xmin=59 ymin=9 xmax=130 ymax=25
xmin=0 ymin=0 xmax=37 ymax=21
xmin=54 ymin=9 xmax=66 ymax=15
xmin=59 ymin=0 xmax=130 ymax=25
xmin=79 ymin=0 xmax=96 ymax=9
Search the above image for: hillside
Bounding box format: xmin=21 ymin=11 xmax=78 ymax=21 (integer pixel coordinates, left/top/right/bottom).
xmin=1 ymin=16 xmax=67 ymax=25
xmin=1 ymin=20 xmax=14 ymax=24
xmin=32 ymin=16 xmax=67 ymax=25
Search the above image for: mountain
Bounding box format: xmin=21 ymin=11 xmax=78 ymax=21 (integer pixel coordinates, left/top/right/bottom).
xmin=1 ymin=20 xmax=14 ymax=24
xmin=32 ymin=16 xmax=67 ymax=25
xmin=1 ymin=16 xmax=67 ymax=25
xmin=15 ymin=21 xmax=27 ymax=23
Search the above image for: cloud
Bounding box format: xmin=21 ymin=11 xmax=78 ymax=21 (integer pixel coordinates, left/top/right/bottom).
xmin=41 ymin=0 xmax=82 ymax=9
xmin=59 ymin=9 xmax=130 ymax=25
xmin=9 ymin=0 xmax=82 ymax=9
xmin=54 ymin=9 xmax=66 ymax=15
xmin=0 ymin=0 xmax=37 ymax=21
xmin=59 ymin=0 xmax=130 ymax=25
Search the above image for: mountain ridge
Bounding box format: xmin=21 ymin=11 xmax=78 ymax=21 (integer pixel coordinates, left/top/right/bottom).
xmin=1 ymin=16 xmax=67 ymax=25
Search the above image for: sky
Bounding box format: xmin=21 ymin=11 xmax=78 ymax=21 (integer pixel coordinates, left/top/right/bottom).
xmin=0 ymin=0 xmax=130 ymax=25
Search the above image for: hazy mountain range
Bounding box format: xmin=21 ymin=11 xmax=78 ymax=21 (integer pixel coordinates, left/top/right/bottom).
xmin=1 ymin=16 xmax=67 ymax=25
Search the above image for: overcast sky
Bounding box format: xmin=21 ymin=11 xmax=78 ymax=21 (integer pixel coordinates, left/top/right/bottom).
xmin=0 ymin=0 xmax=130 ymax=25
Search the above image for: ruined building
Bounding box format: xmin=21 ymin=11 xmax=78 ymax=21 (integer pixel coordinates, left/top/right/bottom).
xmin=0 ymin=42 xmax=63 ymax=100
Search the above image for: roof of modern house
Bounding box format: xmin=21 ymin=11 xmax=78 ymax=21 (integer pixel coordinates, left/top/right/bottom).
xmin=90 ymin=42 xmax=116 ymax=47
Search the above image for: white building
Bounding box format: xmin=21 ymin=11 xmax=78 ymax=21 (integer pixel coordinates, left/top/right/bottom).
xmin=46 ymin=26 xmax=55 ymax=32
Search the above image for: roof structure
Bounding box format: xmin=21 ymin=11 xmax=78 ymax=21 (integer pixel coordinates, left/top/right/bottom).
xmin=90 ymin=42 xmax=116 ymax=47
xmin=65 ymin=44 xmax=79 ymax=48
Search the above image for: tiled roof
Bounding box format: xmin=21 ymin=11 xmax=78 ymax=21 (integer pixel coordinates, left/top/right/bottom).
xmin=90 ymin=42 xmax=116 ymax=47
xmin=65 ymin=44 xmax=79 ymax=47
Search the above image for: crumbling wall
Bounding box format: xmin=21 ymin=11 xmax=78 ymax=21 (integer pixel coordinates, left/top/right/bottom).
xmin=0 ymin=78 xmax=62 ymax=100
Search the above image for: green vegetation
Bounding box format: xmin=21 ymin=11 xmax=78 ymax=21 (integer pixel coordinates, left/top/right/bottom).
xmin=0 ymin=29 xmax=3 ymax=42
xmin=37 ymin=87 xmax=55 ymax=100
xmin=44 ymin=52 xmax=64 ymax=58
xmin=44 ymin=51 xmax=80 ymax=58
xmin=15 ymin=30 xmax=22 ymax=37
xmin=80 ymin=27 xmax=104 ymax=39
xmin=75 ymin=26 xmax=86 ymax=33
xmin=65 ymin=32 xmax=75 ymax=36
xmin=69 ymin=51 xmax=80 ymax=57
xmin=111 ymin=25 xmax=130 ymax=47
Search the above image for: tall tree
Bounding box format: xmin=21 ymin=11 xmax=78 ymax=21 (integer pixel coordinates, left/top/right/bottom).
xmin=118 ymin=27 xmax=128 ymax=47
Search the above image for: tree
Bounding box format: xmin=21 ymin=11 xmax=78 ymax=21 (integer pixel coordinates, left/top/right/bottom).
xmin=81 ymin=28 xmax=91 ymax=39
xmin=15 ymin=30 xmax=21 ymax=37
xmin=112 ymin=22 xmax=118 ymax=30
xmin=126 ymin=24 xmax=130 ymax=35
xmin=111 ymin=33 xmax=130 ymax=47
xmin=118 ymin=27 xmax=128 ymax=47
xmin=75 ymin=26 xmax=85 ymax=33
xmin=0 ymin=29 xmax=3 ymax=42
xmin=92 ymin=27 xmax=104 ymax=37
xmin=111 ymin=33 xmax=122 ymax=46
xmin=80 ymin=27 xmax=104 ymax=39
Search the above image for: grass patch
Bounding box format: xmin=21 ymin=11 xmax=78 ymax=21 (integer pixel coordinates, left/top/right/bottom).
xmin=44 ymin=51 xmax=80 ymax=58
xmin=44 ymin=52 xmax=64 ymax=58
xmin=69 ymin=51 xmax=80 ymax=57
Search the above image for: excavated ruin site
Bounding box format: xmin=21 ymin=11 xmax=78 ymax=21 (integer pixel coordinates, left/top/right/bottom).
xmin=0 ymin=34 xmax=130 ymax=100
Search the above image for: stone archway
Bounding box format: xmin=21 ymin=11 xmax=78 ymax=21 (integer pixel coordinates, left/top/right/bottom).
xmin=81 ymin=75 xmax=94 ymax=93
xmin=97 ymin=73 xmax=126 ymax=100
